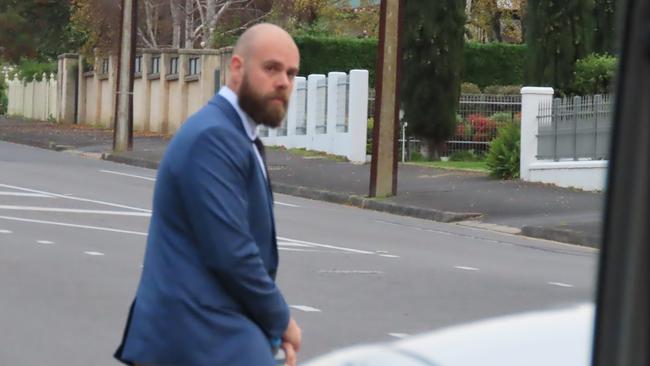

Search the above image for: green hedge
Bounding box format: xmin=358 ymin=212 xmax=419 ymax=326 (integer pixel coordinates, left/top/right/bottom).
xmin=463 ymin=42 xmax=526 ymax=88
xmin=570 ymin=53 xmax=617 ymax=95
xmin=294 ymin=36 xmax=526 ymax=88
xmin=294 ymin=36 xmax=379 ymax=85
xmin=13 ymin=59 xmax=57 ymax=82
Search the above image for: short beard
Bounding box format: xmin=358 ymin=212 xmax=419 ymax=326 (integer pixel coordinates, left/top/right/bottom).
xmin=238 ymin=74 xmax=288 ymax=128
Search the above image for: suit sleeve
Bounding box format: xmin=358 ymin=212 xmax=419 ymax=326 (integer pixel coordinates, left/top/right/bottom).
xmin=179 ymin=126 xmax=290 ymax=340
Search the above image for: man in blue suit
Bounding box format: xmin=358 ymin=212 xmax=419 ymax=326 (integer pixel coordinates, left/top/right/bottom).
xmin=114 ymin=23 xmax=302 ymax=366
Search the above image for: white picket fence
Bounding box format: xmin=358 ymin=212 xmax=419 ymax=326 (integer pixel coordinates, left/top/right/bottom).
xmin=260 ymin=70 xmax=369 ymax=164
xmin=7 ymin=73 xmax=58 ymax=121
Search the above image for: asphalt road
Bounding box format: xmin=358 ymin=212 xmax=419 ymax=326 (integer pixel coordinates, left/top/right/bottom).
xmin=0 ymin=141 xmax=599 ymax=365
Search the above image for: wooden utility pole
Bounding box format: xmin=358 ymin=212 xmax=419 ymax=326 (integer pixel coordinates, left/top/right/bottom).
xmin=369 ymin=0 xmax=404 ymax=197
xmin=113 ymin=0 xmax=137 ymax=152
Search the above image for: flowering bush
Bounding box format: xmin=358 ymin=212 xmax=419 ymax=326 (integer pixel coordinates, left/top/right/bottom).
xmin=467 ymin=114 xmax=498 ymax=141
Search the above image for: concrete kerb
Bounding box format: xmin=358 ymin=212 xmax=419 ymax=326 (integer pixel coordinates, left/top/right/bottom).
xmin=272 ymin=182 xmax=482 ymax=223
xmin=520 ymin=225 xmax=600 ymax=248
xmin=102 ymin=153 xmax=160 ymax=170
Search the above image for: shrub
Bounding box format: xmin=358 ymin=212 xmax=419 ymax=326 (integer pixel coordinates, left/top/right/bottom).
xmin=13 ymin=59 xmax=57 ymax=82
xmin=461 ymin=82 xmax=482 ymax=94
xmin=490 ymin=111 xmax=521 ymax=126
xmin=366 ymin=117 xmax=374 ymax=155
xmin=486 ymin=121 xmax=520 ymax=179
xmin=570 ymin=53 xmax=618 ymax=95
xmin=467 ymin=114 xmax=498 ymax=141
xmin=449 ymin=150 xmax=482 ymax=162
xmin=483 ymin=85 xmax=523 ymax=95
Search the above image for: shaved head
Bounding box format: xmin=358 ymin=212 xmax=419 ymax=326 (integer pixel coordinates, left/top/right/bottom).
xmin=233 ymin=23 xmax=298 ymax=60
xmin=227 ymin=23 xmax=300 ymax=128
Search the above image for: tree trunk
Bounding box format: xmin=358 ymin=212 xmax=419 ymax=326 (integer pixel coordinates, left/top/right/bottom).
xmin=170 ymin=0 xmax=182 ymax=48
xmin=184 ymin=0 xmax=194 ymax=48
xmin=425 ymin=138 xmax=445 ymax=161
xmin=143 ymin=0 xmax=159 ymax=48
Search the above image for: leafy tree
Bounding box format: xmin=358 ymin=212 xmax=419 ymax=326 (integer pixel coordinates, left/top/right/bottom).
xmin=0 ymin=0 xmax=83 ymax=62
xmin=593 ymin=0 xmax=617 ymax=55
xmin=402 ymin=0 xmax=466 ymax=160
xmin=525 ymin=0 xmax=594 ymax=94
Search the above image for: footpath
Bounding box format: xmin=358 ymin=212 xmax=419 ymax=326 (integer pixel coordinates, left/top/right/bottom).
xmin=0 ymin=116 xmax=603 ymax=247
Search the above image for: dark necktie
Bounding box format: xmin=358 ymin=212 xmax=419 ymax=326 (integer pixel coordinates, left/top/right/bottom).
xmin=254 ymin=137 xmax=271 ymax=187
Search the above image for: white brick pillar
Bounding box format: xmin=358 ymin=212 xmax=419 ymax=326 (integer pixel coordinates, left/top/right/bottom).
xmin=520 ymin=87 xmax=554 ymax=180
xmin=306 ymin=74 xmax=325 ymax=150
xmin=348 ymin=70 xmax=369 ymax=164
xmin=284 ymin=79 xmax=300 ymax=149
xmin=327 ymin=72 xmax=346 ymax=156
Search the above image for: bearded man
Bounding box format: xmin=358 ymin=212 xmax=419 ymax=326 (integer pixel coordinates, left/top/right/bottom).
xmin=114 ymin=23 xmax=302 ymax=366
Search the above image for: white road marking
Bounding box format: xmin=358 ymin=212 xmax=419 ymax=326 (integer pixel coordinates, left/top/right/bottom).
xmin=319 ymin=270 xmax=383 ymax=274
xmin=0 ymin=205 xmax=152 ymax=217
xmin=277 ymin=241 xmax=312 ymax=248
xmin=380 ymin=254 xmax=400 ymax=258
xmin=278 ymin=248 xmax=319 ymax=252
xmin=548 ymin=282 xmax=574 ymax=288
xmin=275 ymin=202 xmax=299 ymax=208
xmin=455 ymin=266 xmax=480 ymax=271
xmin=290 ymin=305 xmax=321 ymax=313
xmin=100 ymin=170 xmax=156 ymax=181
xmin=84 ymin=251 xmax=105 ymax=256
xmin=0 ymin=229 xmax=12 ymax=234
xmin=0 ymin=184 xmax=151 ymax=213
xmin=0 ymin=216 xmax=148 ymax=236
xmin=0 ymin=191 xmax=53 ymax=198
xmin=98 ymin=170 xmax=299 ymax=208
xmin=277 ymin=236 xmax=375 ymax=255
xmin=37 ymin=240 xmax=54 ymax=245
xmin=388 ymin=333 xmax=409 ymax=339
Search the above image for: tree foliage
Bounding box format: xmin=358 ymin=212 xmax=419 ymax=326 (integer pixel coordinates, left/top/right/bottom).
xmin=525 ymin=0 xmax=594 ymax=93
xmin=0 ymin=0 xmax=83 ymax=62
xmin=402 ymin=0 xmax=466 ymax=159
xmin=593 ymin=0 xmax=617 ymax=55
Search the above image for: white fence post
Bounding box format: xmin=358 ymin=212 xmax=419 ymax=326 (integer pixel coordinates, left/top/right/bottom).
xmin=283 ymin=79 xmax=299 ymax=149
xmin=520 ymin=87 xmax=554 ymax=180
xmin=306 ymin=74 xmax=325 ymax=151
xmin=327 ymin=72 xmax=347 ymax=156
xmin=347 ymin=70 xmax=369 ymax=164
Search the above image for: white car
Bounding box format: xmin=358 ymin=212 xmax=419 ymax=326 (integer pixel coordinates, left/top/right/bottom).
xmin=304 ymin=304 xmax=594 ymax=366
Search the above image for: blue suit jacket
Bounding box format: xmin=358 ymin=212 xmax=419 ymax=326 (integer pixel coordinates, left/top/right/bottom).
xmin=115 ymin=94 xmax=290 ymax=366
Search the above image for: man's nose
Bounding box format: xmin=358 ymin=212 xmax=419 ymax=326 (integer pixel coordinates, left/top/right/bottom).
xmin=275 ymin=72 xmax=290 ymax=90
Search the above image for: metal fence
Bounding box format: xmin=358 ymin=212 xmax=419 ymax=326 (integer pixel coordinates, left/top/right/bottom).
xmin=446 ymin=94 xmax=521 ymax=157
xmin=537 ymin=95 xmax=612 ymax=161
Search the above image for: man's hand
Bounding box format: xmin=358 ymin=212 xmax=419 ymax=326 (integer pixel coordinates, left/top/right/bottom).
xmin=281 ymin=342 xmax=297 ymax=366
xmin=282 ymin=317 xmax=302 ymax=353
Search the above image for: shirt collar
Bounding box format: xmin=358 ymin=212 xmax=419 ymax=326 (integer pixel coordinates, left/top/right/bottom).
xmin=218 ymin=86 xmax=258 ymax=141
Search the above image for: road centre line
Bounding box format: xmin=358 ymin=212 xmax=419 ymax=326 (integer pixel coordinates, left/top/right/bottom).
xmin=548 ymin=282 xmax=574 ymax=288
xmin=0 ymin=191 xmax=53 ymax=198
xmin=454 ymin=266 xmax=480 ymax=271
xmin=0 ymin=216 xmax=148 ymax=236
xmin=37 ymin=240 xmax=55 ymax=245
xmin=277 ymin=236 xmax=376 ymax=255
xmin=100 ymin=170 xmax=156 ymax=181
xmin=278 ymin=248 xmax=319 ymax=253
xmin=0 ymin=183 xmax=151 ymax=213
xmin=290 ymin=305 xmax=321 ymax=313
xmin=84 ymin=251 xmax=105 ymax=256
xmin=0 ymin=216 xmax=382 ymax=259
xmin=97 ymin=170 xmax=299 ymax=208
xmin=0 ymin=205 xmax=152 ymax=217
